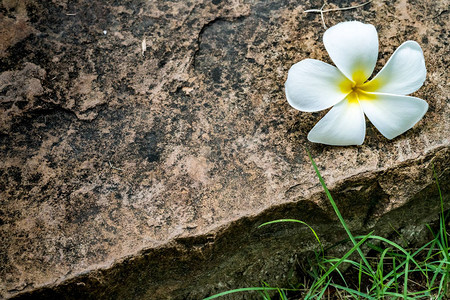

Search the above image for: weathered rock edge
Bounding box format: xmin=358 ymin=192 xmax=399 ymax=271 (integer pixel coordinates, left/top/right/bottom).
xmin=9 ymin=146 xmax=449 ymax=300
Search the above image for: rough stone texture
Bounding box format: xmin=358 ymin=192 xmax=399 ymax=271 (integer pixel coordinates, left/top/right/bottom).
xmin=0 ymin=0 xmax=448 ymax=299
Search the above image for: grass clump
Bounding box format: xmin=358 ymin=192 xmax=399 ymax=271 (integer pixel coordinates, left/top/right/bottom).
xmin=205 ymin=153 xmax=449 ymax=300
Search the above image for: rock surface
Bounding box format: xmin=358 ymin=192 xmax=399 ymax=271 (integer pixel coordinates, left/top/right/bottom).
xmin=0 ymin=0 xmax=449 ymax=299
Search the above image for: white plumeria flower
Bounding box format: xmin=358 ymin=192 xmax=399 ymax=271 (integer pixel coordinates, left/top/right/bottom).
xmin=285 ymin=21 xmax=428 ymax=146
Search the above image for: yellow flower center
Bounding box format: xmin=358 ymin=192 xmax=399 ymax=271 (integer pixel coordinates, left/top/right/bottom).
xmin=339 ymin=80 xmax=366 ymax=104
xmin=338 ymin=70 xmax=380 ymax=104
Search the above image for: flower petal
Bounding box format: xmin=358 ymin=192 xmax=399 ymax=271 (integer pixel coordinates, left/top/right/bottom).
xmin=285 ymin=59 xmax=351 ymax=112
xmin=358 ymin=92 xmax=428 ymax=139
xmin=362 ymin=41 xmax=426 ymax=95
xmin=307 ymin=94 xmax=366 ymax=146
xmin=323 ymin=21 xmax=378 ymax=84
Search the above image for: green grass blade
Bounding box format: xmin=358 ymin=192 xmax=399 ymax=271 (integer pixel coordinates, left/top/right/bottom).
xmin=380 ymin=238 xmax=437 ymax=291
xmin=203 ymin=287 xmax=290 ymax=299
xmin=383 ymin=291 xmax=416 ymax=299
xmin=358 ymin=235 xmax=426 ymax=277
xmin=258 ymin=290 xmax=271 ymax=300
xmin=432 ymin=164 xmax=449 ymax=259
xmin=259 ymin=219 xmax=323 ymax=251
xmin=277 ymin=288 xmax=288 ymax=300
xmin=307 ymin=151 xmax=375 ymax=277
xmin=331 ymin=283 xmax=376 ymax=299
xmin=322 ymin=258 xmax=373 ymax=278
xmin=306 ymin=231 xmax=373 ymax=298
xmin=366 ymin=242 xmax=407 ymax=259
xmin=376 ymin=247 xmax=390 ymax=292
xmin=315 ymin=278 xmax=332 ymax=300
xmin=403 ymin=259 xmax=409 ymax=298
xmin=358 ymin=259 xmax=363 ymax=295
xmin=392 ymin=256 xmax=399 ymax=295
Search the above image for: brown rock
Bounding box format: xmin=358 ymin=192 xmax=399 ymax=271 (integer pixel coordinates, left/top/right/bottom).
xmin=0 ymin=0 xmax=448 ymax=299
xmin=0 ymin=0 xmax=35 ymax=58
